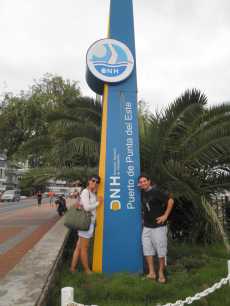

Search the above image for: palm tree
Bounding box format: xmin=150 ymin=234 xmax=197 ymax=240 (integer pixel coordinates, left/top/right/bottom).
xmin=140 ymin=89 xmax=230 ymax=246
xmin=18 ymin=95 xmax=102 ymax=191
xmin=46 ymin=95 xmax=102 ymax=168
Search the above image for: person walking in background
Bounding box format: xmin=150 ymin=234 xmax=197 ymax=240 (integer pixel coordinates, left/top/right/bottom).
xmin=70 ymin=175 xmax=103 ymax=274
xmin=48 ymin=191 xmax=55 ymax=207
xmin=37 ymin=191 xmax=42 ymax=207
xmin=55 ymin=195 xmax=67 ymax=216
xmin=74 ymin=180 xmax=83 ymax=201
xmin=138 ymin=174 xmax=174 ymax=283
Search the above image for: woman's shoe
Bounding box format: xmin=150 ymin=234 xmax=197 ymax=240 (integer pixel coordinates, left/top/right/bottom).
xmin=146 ymin=273 xmax=157 ymax=280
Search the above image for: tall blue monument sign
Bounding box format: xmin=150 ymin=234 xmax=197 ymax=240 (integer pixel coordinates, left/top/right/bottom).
xmin=86 ymin=0 xmax=142 ymax=273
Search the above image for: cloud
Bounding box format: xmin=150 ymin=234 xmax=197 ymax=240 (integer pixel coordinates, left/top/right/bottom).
xmin=0 ymin=0 xmax=229 ymax=111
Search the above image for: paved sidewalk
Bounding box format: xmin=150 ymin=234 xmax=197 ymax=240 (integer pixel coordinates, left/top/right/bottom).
xmin=0 ymin=203 xmax=59 ymax=278
xmin=0 ymin=217 xmax=69 ymax=306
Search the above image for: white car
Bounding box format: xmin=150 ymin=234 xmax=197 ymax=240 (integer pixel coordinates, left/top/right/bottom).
xmin=20 ymin=195 xmax=27 ymax=200
xmin=1 ymin=190 xmax=21 ymax=202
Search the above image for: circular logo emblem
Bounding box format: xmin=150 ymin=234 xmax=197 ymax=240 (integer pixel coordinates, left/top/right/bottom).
xmin=87 ymin=39 xmax=134 ymax=83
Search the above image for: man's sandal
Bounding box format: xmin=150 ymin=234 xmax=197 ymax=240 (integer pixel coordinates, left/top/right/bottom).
xmin=158 ymin=276 xmax=167 ymax=284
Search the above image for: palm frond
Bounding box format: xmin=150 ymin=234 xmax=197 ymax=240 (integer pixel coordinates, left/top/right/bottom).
xmin=201 ymin=197 xmax=230 ymax=251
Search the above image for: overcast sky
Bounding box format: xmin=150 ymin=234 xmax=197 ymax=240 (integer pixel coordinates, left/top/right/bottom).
xmin=0 ymin=0 xmax=229 ymax=111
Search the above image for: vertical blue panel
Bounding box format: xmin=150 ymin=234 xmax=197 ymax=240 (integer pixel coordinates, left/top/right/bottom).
xmin=109 ymin=0 xmax=137 ymax=90
xmin=102 ymin=0 xmax=143 ymax=273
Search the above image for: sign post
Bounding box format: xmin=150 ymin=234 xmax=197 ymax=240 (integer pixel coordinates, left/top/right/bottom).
xmin=86 ymin=0 xmax=143 ymax=273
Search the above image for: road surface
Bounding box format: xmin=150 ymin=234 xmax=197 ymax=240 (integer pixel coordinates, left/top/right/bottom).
xmin=0 ymin=197 xmax=50 ymax=214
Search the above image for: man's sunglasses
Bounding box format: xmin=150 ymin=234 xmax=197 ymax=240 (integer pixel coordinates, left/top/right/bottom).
xmin=91 ymin=179 xmax=99 ymax=184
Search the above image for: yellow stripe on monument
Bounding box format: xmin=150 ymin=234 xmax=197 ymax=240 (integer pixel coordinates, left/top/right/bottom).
xmin=92 ymin=84 xmax=108 ymax=272
xmin=92 ymin=3 xmax=111 ymax=272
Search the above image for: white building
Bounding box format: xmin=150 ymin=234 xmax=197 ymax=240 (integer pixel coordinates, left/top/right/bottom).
xmin=46 ymin=179 xmax=70 ymax=196
xmin=0 ymin=153 xmax=7 ymax=192
xmin=0 ymin=154 xmax=29 ymax=192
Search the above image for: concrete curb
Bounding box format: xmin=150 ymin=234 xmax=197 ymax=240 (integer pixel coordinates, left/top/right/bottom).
xmin=0 ymin=217 xmax=69 ymax=306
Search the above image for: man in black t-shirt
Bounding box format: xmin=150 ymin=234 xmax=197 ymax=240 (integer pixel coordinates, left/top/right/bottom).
xmin=138 ymin=174 xmax=174 ymax=283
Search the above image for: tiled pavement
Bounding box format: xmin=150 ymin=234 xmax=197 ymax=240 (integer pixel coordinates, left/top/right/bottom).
xmin=0 ymin=203 xmax=60 ymax=278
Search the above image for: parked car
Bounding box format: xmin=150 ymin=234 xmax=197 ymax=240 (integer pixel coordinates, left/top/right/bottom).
xmin=20 ymin=195 xmax=27 ymax=200
xmin=1 ymin=190 xmax=21 ymax=202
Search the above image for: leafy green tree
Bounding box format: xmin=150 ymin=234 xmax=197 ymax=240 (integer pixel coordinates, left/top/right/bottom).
xmin=0 ymin=74 xmax=101 ymax=180
xmin=0 ymin=74 xmax=102 ymax=196
xmin=0 ymin=86 xmax=51 ymax=164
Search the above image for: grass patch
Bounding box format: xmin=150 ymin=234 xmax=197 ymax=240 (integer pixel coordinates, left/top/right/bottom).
xmin=48 ymin=238 xmax=230 ymax=306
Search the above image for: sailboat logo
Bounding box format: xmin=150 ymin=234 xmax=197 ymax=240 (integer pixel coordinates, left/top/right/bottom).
xmin=87 ymin=39 xmax=134 ymax=83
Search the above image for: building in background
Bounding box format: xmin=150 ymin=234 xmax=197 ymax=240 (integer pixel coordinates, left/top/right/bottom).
xmin=0 ymin=153 xmax=7 ymax=192
xmin=46 ymin=179 xmax=70 ymax=196
xmin=0 ymin=153 xmax=29 ymax=192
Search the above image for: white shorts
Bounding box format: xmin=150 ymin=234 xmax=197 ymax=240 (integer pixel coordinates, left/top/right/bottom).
xmin=78 ymin=223 xmax=95 ymax=239
xmin=142 ymin=226 xmax=167 ymax=258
